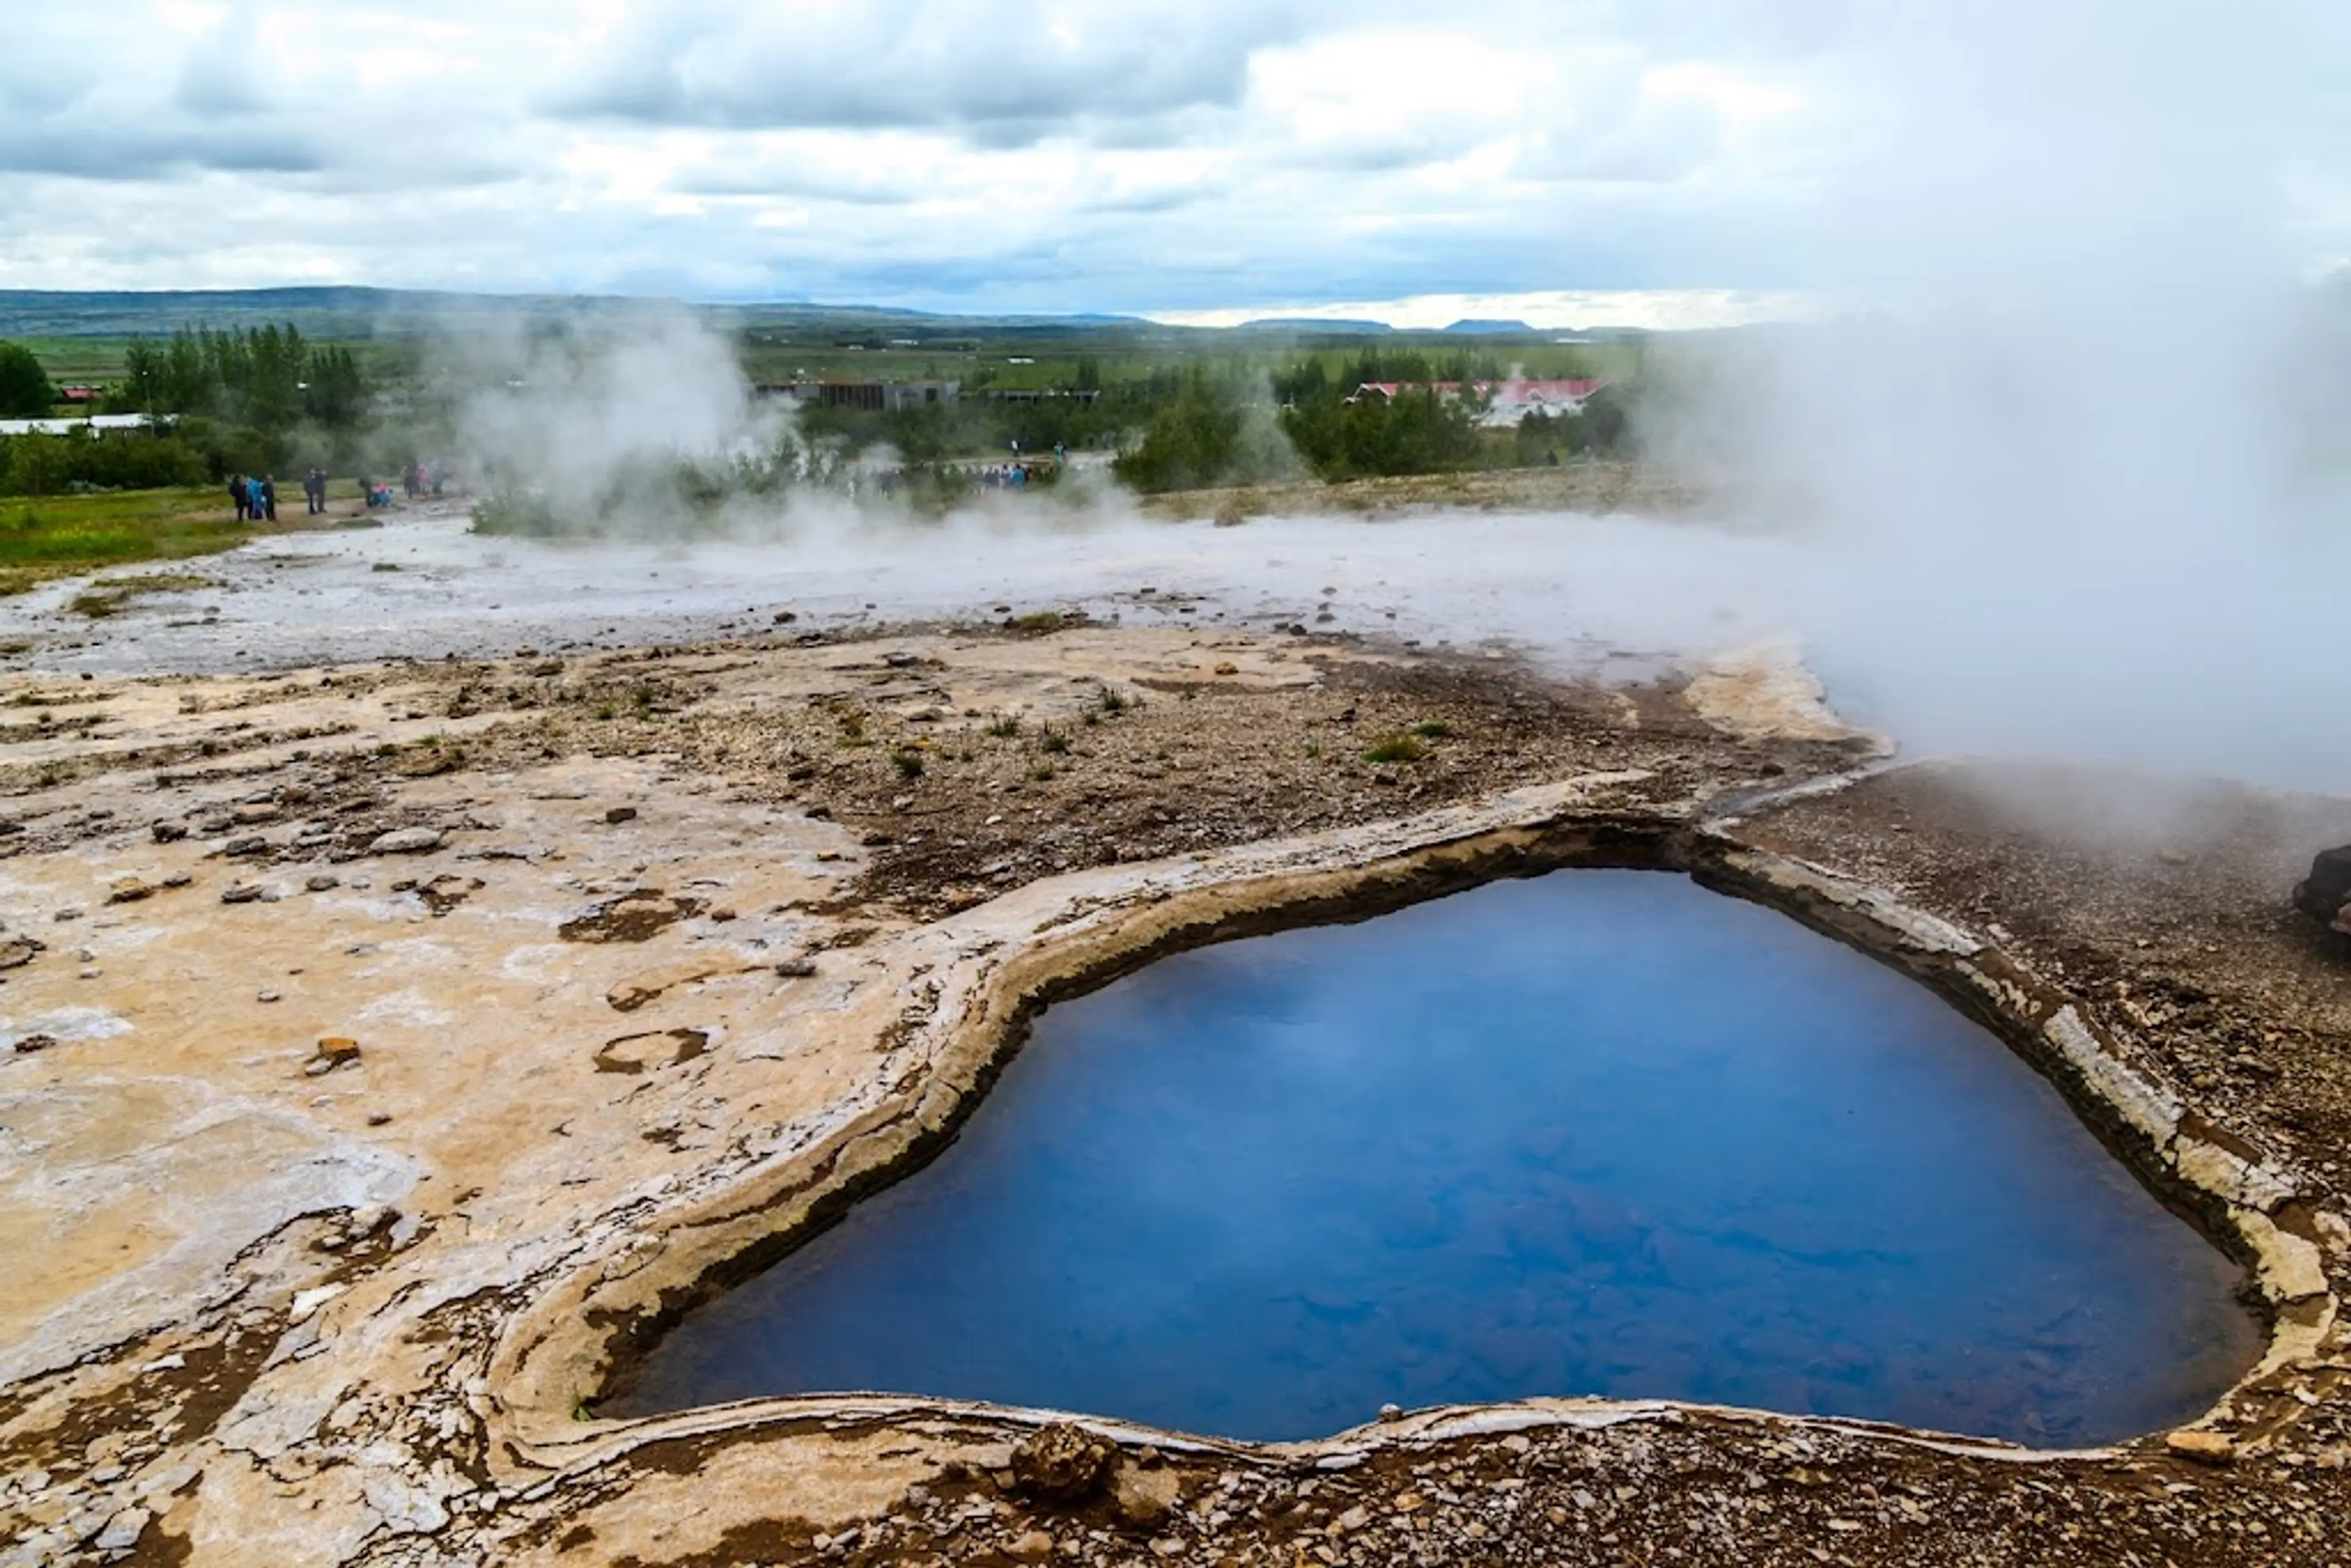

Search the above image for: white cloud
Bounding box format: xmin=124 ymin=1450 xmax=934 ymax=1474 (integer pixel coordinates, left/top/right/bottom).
xmin=0 ymin=1 xmax=2341 ymax=315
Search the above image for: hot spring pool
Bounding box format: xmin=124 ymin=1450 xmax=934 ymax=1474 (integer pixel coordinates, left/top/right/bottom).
xmin=608 ymin=871 xmax=2261 ymax=1444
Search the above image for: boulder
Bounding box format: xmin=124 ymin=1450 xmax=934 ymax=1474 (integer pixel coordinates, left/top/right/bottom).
xmin=2293 ymin=846 xmax=2351 ymax=931
xmin=1010 ymin=1422 xmax=1116 ymax=1504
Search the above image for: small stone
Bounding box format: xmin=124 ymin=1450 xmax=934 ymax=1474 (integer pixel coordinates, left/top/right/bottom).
xmin=369 ymin=827 xmax=446 ymax=855
xmin=221 ymin=883 xmax=266 ymax=904
xmin=2167 ymin=1430 xmax=2237 ymax=1466
xmin=12 ymin=1033 xmax=58 ymax=1054
xmin=367 ymin=1112 xmax=392 ymax=1127
xmin=313 ymin=1037 xmax=362 ymax=1072
xmin=258 ymin=989 xmax=282 ymax=1003
xmin=223 ymin=835 xmax=269 ymax=858
xmin=1377 ymin=1403 xmax=1403 ymax=1422
xmin=160 ymin=871 xmax=193 ymax=888
xmin=54 ymin=907 xmax=83 ymax=921
xmin=1213 ymin=662 xmax=1240 ymax=676
xmin=307 ymin=874 xmax=341 ymax=893
xmin=775 ymin=958 xmax=818 ymax=979
xmin=151 ymin=822 xmax=189 ymax=843
xmin=1007 ymin=1530 xmax=1056 ymax=1561
xmin=107 ymin=877 xmax=155 ymax=904
xmin=1112 ymin=1462 xmax=1182 ymax=1528
xmin=605 ymin=806 xmax=639 ymax=824
xmin=710 ymin=907 xmax=737 ymax=923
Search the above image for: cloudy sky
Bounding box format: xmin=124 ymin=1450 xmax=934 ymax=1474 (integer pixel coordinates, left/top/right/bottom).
xmin=2 ymin=1 xmax=2345 ymax=324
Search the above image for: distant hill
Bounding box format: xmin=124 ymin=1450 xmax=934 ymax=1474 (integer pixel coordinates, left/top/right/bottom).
xmin=1442 ymin=318 xmax=1537 ymax=335
xmin=1238 ymin=317 xmax=1395 ymax=334
xmin=0 ymin=287 xmax=1160 ymax=342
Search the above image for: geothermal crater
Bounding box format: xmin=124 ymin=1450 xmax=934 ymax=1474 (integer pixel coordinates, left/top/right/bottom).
xmin=611 ymin=868 xmax=2261 ymax=1447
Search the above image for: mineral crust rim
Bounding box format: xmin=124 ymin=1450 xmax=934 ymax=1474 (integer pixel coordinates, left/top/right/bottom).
xmin=486 ymin=772 xmax=2331 ymax=1482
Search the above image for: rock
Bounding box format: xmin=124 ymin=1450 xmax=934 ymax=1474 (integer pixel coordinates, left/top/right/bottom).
xmin=221 ymin=883 xmax=266 ymax=904
xmin=1010 ymin=1422 xmax=1116 ymax=1503
xmin=605 ymin=806 xmax=639 ymax=825
xmin=258 ymin=990 xmax=282 ymax=1003
xmin=1007 ymin=1530 xmax=1057 ymax=1561
xmin=307 ymin=874 xmax=341 ymax=892
xmin=369 ymin=827 xmax=446 ymax=856
xmin=12 ymin=1033 xmax=58 ymax=1054
xmin=94 ymin=1507 xmax=149 ymax=1553
xmin=151 ymin=822 xmax=188 ymax=843
xmin=2293 ymin=846 xmax=2351 ymax=929
xmin=0 ymin=937 xmax=41 ymax=970
xmin=1378 ymin=1403 xmax=1404 ymax=1422
xmin=309 ymin=1037 xmax=362 ymax=1076
xmin=2167 ymin=1430 xmax=2238 ymax=1466
xmin=223 ymin=835 xmax=270 ymax=858
xmin=107 ymin=877 xmax=155 ymax=904
xmin=1113 ymin=1463 xmax=1183 ymax=1528
xmin=1213 ymin=662 xmax=1240 ymax=676
xmin=232 ymin=803 xmax=282 ymax=825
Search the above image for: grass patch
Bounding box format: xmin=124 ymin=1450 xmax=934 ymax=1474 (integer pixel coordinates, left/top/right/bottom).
xmin=65 ymin=569 xmax=218 ymax=618
xmin=0 ymin=489 xmax=259 ymax=595
xmin=1411 ymin=720 xmax=1453 ymax=739
xmin=1364 ymin=732 xmax=1429 ymax=764
xmin=1029 ymin=762 xmax=1057 ymax=781
xmin=1005 ymin=610 xmax=1071 ymax=634
xmin=984 ymin=713 xmax=1021 ymax=738
xmin=890 ymin=748 xmax=925 ymax=779
xmin=1038 ymin=727 xmax=1072 ymax=756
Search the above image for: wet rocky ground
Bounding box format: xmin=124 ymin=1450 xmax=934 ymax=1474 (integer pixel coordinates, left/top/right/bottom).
xmin=2 ymin=615 xmax=2348 ymax=1566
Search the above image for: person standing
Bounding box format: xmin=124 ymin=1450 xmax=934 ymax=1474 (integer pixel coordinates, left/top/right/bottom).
xmin=229 ymin=474 xmax=249 ymax=522
xmin=306 ymin=468 xmax=327 ymax=515
xmin=260 ymin=475 xmax=279 ymax=522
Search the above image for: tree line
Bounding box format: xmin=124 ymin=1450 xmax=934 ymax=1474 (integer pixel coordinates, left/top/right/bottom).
xmin=1112 ymin=354 xmax=1635 ymax=493
xmin=115 ymin=326 xmax=367 ymax=431
xmin=0 ymin=325 xmax=381 ymax=499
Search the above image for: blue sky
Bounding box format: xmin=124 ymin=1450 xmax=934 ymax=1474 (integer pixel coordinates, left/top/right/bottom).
xmin=1 ymin=1 xmax=2344 ymax=326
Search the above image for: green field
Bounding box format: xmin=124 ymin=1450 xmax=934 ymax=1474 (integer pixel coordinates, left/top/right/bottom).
xmin=0 ymin=486 xmax=260 ymax=593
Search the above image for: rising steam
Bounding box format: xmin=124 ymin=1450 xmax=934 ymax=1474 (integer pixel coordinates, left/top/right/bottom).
xmin=1641 ymin=0 xmax=2351 ymax=793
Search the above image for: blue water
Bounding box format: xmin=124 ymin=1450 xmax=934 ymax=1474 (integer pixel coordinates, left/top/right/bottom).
xmin=613 ymin=871 xmax=2260 ymax=1444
